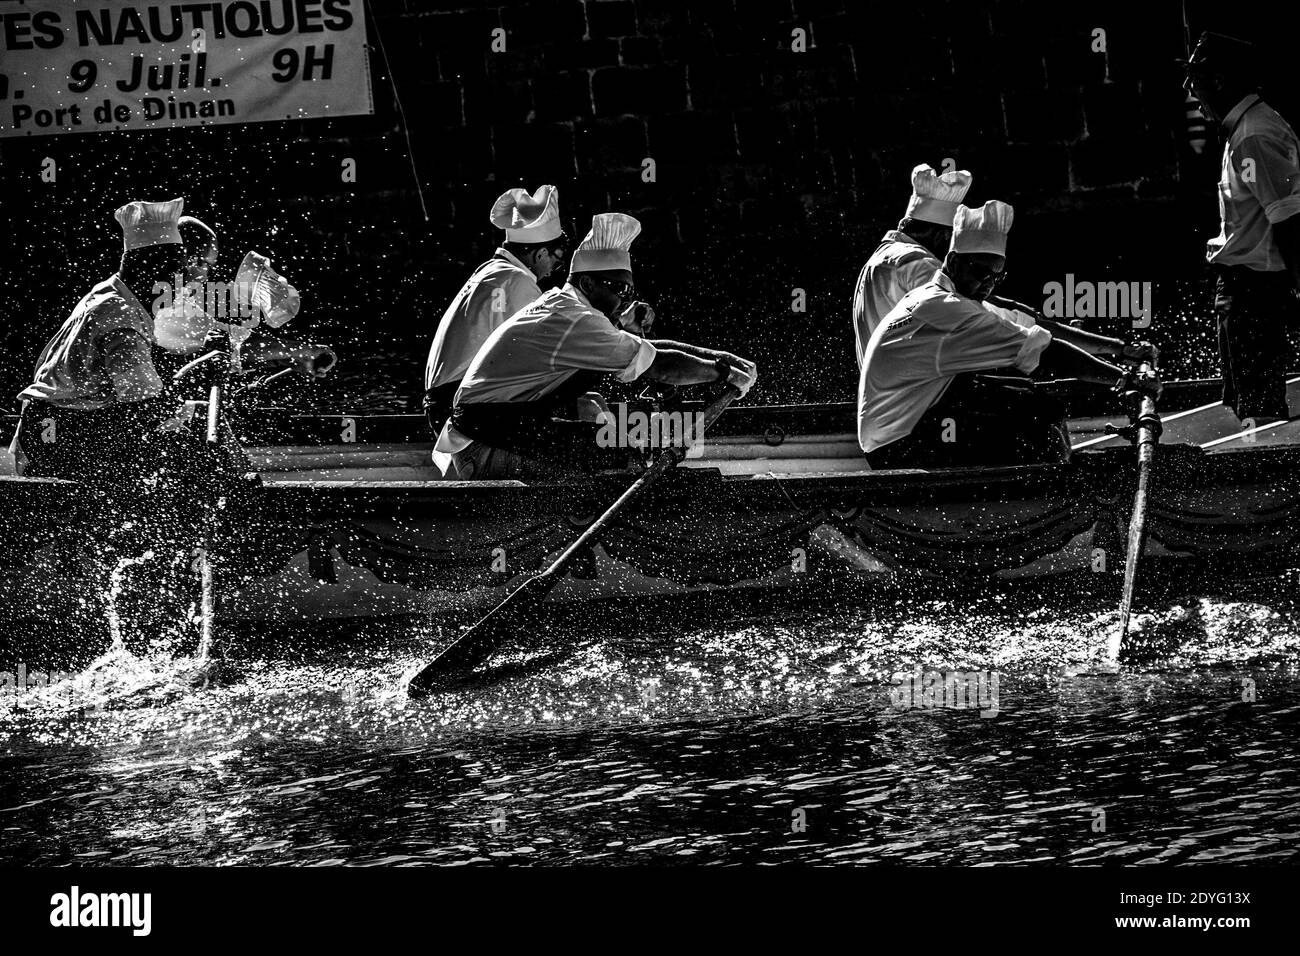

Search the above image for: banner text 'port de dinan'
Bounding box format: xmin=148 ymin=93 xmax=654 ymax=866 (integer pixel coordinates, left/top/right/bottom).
xmin=0 ymin=0 xmax=373 ymax=139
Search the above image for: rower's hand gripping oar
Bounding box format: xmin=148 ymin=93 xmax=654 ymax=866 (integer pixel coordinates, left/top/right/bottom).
xmin=405 ymin=385 xmax=743 ymax=697
xmin=1111 ymin=362 xmax=1162 ymax=657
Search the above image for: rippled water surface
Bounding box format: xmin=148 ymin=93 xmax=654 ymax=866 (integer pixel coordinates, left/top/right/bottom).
xmin=3 ymin=571 xmax=1300 ymax=866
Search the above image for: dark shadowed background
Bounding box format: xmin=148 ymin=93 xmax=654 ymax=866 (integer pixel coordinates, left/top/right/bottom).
xmin=3 ymin=0 xmax=1298 ymax=414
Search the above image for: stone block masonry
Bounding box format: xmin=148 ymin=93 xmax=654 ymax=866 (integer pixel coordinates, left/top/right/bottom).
xmin=3 ymin=2 xmax=1299 ymax=409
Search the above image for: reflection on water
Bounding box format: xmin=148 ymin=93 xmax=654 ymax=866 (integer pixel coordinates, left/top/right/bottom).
xmin=2 ymin=572 xmax=1299 ymax=866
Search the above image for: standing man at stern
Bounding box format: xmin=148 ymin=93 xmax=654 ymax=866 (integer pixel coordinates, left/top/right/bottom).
xmin=1184 ymin=31 xmax=1300 ymax=424
xmin=434 ymin=213 xmax=758 ymax=480
xmin=423 ymin=185 xmax=567 ymax=432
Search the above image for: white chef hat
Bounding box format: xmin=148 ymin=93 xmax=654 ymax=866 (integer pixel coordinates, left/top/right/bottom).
xmin=951 ymin=200 xmax=1014 ymax=256
xmin=490 ymin=184 xmax=562 ymax=243
xmin=235 ymin=251 xmax=300 ymax=328
xmin=115 ymin=198 xmax=184 ymax=251
xmin=904 ymin=164 xmax=973 ymax=226
xmin=570 ymin=212 xmax=641 ymax=274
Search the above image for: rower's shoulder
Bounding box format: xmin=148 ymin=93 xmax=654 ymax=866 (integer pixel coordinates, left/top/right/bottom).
xmin=870 ymin=233 xmax=937 ymax=267
xmin=505 ymin=284 xmax=589 ymax=325
xmin=902 ymin=275 xmax=954 ymax=305
xmin=80 ymin=281 xmax=150 ymax=338
xmin=468 ymin=255 xmax=535 ymax=289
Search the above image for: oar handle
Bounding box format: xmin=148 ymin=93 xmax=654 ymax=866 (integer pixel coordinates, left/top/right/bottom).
xmin=1129 ymin=362 xmax=1161 ymax=459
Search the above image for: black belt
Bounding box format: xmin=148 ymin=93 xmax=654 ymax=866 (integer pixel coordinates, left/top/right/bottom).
xmin=450 ymin=369 xmax=607 ymax=457
xmin=1214 ymin=264 xmax=1295 ymax=285
xmin=423 ymin=381 xmax=460 ymax=431
xmin=452 ymin=401 xmax=569 ymax=453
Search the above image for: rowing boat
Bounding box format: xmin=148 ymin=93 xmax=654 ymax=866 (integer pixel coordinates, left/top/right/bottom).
xmin=2 ymin=377 xmax=1299 ymax=625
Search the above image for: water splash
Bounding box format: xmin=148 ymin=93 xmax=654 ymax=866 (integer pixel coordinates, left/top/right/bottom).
xmin=195 ymin=542 xmax=215 ymax=662
xmin=12 ymin=550 xmax=231 ymax=717
xmin=104 ymin=550 xmax=157 ymax=652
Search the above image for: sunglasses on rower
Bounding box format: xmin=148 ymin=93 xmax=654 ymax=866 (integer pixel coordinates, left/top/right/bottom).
xmin=959 ymin=260 xmax=1008 ymax=287
xmin=591 ymin=277 xmax=636 ymax=299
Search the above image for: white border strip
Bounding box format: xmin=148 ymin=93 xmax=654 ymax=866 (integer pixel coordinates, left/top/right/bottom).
xmin=1199 ymin=417 xmax=1296 ymax=449
xmin=1071 ymin=375 xmax=1300 ymax=451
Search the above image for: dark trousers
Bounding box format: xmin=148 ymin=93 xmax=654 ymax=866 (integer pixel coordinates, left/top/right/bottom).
xmin=18 ymin=399 xmax=163 ymax=487
xmin=1215 ymin=265 xmax=1296 ymax=420
xmin=451 ymin=402 xmax=629 ymax=478
xmin=867 ymin=373 xmax=1070 ymax=469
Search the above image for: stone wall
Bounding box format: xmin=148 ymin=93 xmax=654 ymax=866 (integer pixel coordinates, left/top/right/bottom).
xmin=1 ymin=0 xmax=1294 ymax=409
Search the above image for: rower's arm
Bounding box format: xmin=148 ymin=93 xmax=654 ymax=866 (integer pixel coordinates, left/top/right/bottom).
xmin=985 ymin=293 xmax=1127 ymax=359
xmin=643 ymin=349 xmax=724 ymax=386
xmin=1035 ymin=318 xmax=1128 ymax=361
xmin=647 ymin=340 xmax=756 ymax=379
xmin=1034 ymin=338 xmax=1126 ymax=385
xmin=647 ymin=339 xmax=729 ymax=363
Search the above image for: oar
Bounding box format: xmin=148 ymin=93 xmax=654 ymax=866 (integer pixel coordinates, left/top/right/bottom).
xmin=172 ymin=347 xmax=230 ymax=667
xmin=1113 ymin=364 xmax=1162 ymax=657
xmin=406 ymin=385 xmax=742 ymax=697
xmin=195 ymin=365 xmax=224 ymax=664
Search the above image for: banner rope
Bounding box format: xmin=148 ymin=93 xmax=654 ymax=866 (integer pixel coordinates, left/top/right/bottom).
xmin=365 ymin=0 xmax=429 ymax=222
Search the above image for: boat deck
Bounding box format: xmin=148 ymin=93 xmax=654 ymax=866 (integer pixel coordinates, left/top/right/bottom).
xmin=248 ymin=378 xmax=1300 ymax=484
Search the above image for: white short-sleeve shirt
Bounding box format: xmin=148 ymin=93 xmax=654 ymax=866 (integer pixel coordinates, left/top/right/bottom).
xmin=1207 ymin=94 xmax=1300 ymax=272
xmin=424 ymin=248 xmax=544 ymax=392
xmin=19 ymin=275 xmax=162 ymax=410
xmin=851 ymin=230 xmax=942 ymax=368
xmin=858 ymin=273 xmax=1052 ymax=453
xmin=434 ymin=283 xmax=657 ymax=456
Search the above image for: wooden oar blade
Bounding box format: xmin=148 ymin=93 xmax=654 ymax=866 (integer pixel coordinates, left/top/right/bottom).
xmin=406 ymin=572 xmax=553 ymax=696
xmin=1116 ymin=525 xmax=1142 ymax=640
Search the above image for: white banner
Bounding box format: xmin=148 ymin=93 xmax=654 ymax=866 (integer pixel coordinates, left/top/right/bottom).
xmin=0 ymin=0 xmax=373 ymax=139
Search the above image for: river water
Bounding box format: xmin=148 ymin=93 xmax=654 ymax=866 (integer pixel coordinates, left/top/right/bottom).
xmin=2 ymin=567 xmax=1298 ymax=866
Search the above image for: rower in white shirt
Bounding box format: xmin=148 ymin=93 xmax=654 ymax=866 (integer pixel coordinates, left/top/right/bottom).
xmin=859 ymin=201 xmax=1159 ymax=469
xmin=853 ymin=164 xmax=975 ymax=366
xmin=434 ymin=212 xmax=758 ymax=480
xmin=852 ymin=163 xmax=1053 ymax=369
xmin=423 ymin=185 xmax=567 ymax=432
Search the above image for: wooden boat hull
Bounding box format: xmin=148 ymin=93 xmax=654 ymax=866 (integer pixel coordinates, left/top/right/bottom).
xmin=3 ymin=443 xmax=1298 ymax=624
xmin=3 ymin=390 xmax=1299 ymax=624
